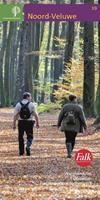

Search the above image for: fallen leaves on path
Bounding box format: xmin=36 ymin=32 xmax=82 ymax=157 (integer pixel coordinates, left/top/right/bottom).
xmin=0 ymin=108 xmax=100 ymax=200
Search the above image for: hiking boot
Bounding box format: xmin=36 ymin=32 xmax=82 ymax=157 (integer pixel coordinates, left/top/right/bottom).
xmin=67 ymin=154 xmax=72 ymax=158
xmin=26 ymin=147 xmax=31 ymax=156
xmin=67 ymin=143 xmax=72 ymax=158
xmin=19 ymin=152 xmax=24 ymax=156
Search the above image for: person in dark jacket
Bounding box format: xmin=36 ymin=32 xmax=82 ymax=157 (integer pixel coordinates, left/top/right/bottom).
xmin=57 ymin=94 xmax=87 ymax=158
xmin=13 ymin=92 xmax=39 ymax=156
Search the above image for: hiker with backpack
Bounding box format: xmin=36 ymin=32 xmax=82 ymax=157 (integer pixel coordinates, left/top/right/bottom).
xmin=57 ymin=94 xmax=87 ymax=158
xmin=13 ymin=92 xmax=39 ymax=156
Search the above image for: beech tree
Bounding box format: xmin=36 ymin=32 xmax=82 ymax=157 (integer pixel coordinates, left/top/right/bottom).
xmin=95 ymin=0 xmax=100 ymax=121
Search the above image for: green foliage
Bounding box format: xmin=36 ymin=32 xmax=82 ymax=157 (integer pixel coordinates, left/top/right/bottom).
xmin=37 ymin=102 xmax=61 ymax=113
xmin=54 ymin=59 xmax=84 ymax=103
xmin=0 ymin=19 xmax=99 ymax=108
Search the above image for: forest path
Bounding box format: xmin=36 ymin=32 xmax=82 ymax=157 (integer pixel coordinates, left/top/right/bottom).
xmin=0 ymin=108 xmax=100 ymax=200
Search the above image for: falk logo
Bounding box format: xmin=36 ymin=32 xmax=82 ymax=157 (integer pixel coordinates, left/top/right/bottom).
xmin=12 ymin=6 xmax=21 ymax=17
xmin=75 ymin=149 xmax=93 ymax=167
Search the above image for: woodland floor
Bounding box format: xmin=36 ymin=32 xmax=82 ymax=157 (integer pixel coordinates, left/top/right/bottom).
xmin=0 ymin=108 xmax=100 ymax=200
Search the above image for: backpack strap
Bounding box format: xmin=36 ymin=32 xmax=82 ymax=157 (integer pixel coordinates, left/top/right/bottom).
xmin=64 ymin=110 xmax=75 ymax=117
xmin=25 ymin=101 xmax=30 ymax=107
xmin=20 ymin=101 xmax=30 ymax=107
xmin=20 ymin=101 xmax=24 ymax=106
xmin=20 ymin=101 xmax=33 ymax=116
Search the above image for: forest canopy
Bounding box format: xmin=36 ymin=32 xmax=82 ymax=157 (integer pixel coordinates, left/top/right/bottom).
xmin=0 ymin=0 xmax=100 ymax=119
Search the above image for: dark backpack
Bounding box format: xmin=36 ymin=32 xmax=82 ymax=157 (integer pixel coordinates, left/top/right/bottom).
xmin=19 ymin=102 xmax=31 ymax=119
xmin=65 ymin=111 xmax=76 ymax=125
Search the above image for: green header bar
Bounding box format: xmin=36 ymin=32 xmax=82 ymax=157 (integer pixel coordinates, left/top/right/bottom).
xmin=0 ymin=4 xmax=24 ymax=21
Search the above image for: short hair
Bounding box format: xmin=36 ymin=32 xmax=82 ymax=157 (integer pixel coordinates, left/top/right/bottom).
xmin=23 ymin=92 xmax=31 ymax=99
xmin=69 ymin=94 xmax=77 ymax=101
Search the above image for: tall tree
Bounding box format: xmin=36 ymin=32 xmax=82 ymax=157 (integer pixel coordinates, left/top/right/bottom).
xmin=53 ymin=22 xmax=60 ymax=83
xmin=33 ymin=22 xmax=41 ymax=102
xmin=0 ymin=22 xmax=7 ymax=107
xmin=24 ymin=22 xmax=33 ymax=96
xmin=41 ymin=22 xmax=52 ymax=103
xmin=15 ymin=22 xmax=28 ymax=101
xmin=63 ymin=0 xmax=76 ymax=84
xmin=50 ymin=22 xmax=60 ymax=102
xmin=4 ymin=22 xmax=15 ymax=106
xmin=9 ymin=22 xmax=19 ymax=102
xmin=83 ymin=0 xmax=94 ymax=116
xmin=63 ymin=22 xmax=75 ymax=82
xmin=95 ymin=0 xmax=100 ymax=121
xmin=40 ymin=22 xmax=45 ymax=43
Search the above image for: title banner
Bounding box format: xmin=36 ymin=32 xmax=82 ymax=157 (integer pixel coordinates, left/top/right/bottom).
xmin=0 ymin=4 xmax=100 ymax=22
xmin=24 ymin=4 xmax=100 ymax=22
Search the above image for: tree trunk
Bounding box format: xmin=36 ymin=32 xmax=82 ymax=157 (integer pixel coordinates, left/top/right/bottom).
xmin=0 ymin=22 xmax=7 ymax=107
xmin=4 ymin=22 xmax=15 ymax=106
xmin=10 ymin=22 xmax=18 ymax=103
xmin=95 ymin=8 xmax=100 ymax=120
xmin=63 ymin=0 xmax=76 ymax=85
xmin=63 ymin=22 xmax=75 ymax=83
xmin=83 ymin=22 xmax=94 ymax=117
xmin=40 ymin=22 xmax=45 ymax=43
xmin=15 ymin=22 xmax=28 ymax=101
xmin=33 ymin=22 xmax=40 ymax=102
xmin=41 ymin=22 xmax=52 ymax=103
xmin=50 ymin=22 xmax=60 ymax=102
xmin=24 ymin=22 xmax=33 ymax=96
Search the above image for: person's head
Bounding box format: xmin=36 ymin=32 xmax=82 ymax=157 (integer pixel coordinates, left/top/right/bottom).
xmin=23 ymin=92 xmax=32 ymax=101
xmin=69 ymin=94 xmax=77 ymax=102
